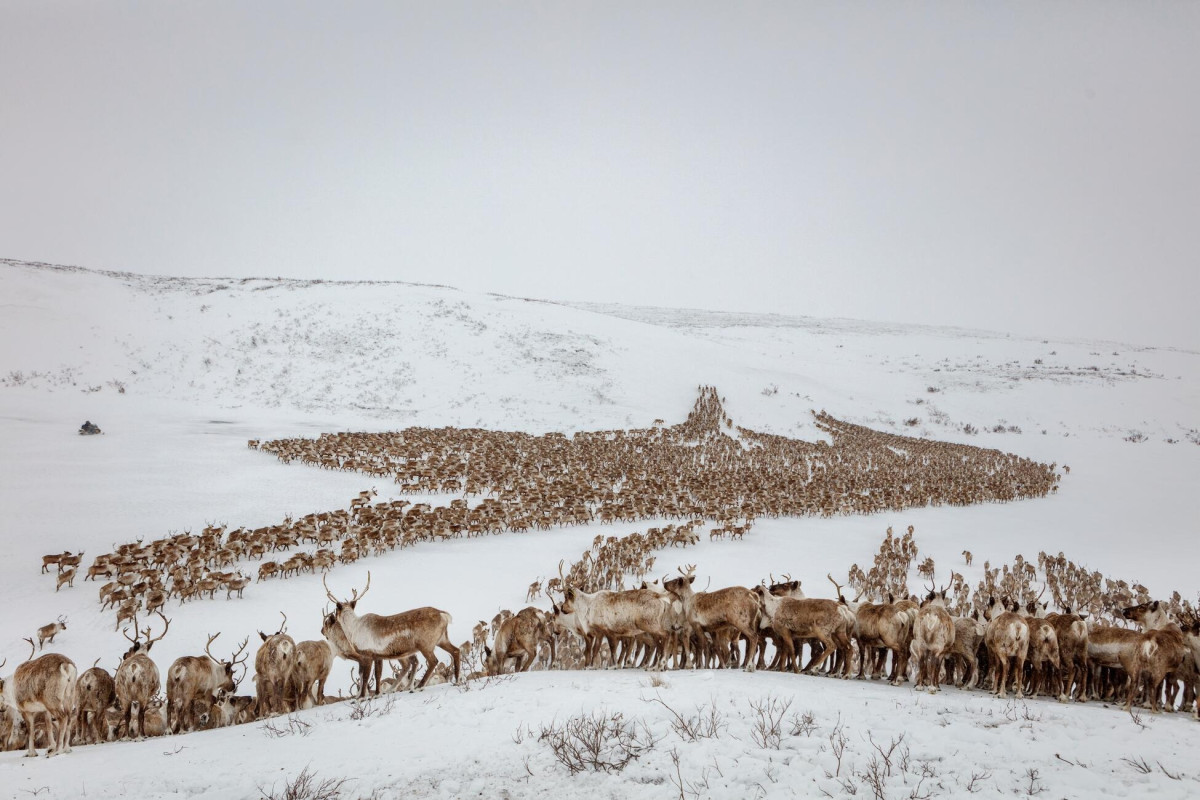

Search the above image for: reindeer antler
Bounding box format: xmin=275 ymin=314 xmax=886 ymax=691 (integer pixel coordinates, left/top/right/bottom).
xmin=23 ymin=637 xmax=35 ymax=661
xmin=322 ymin=573 xmax=340 ymax=604
xmin=827 ymin=573 xmax=845 ymax=598
xmin=277 ymin=611 xmax=288 ymax=635
xmin=231 ymin=636 xmax=250 ymax=686
xmin=204 ymin=632 xmax=222 ymax=661
xmin=146 ymin=611 xmax=171 ymax=646
xmin=350 ymin=571 xmax=371 ymax=602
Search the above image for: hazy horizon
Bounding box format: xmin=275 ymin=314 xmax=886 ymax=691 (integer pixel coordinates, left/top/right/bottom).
xmin=3 ymin=2 xmax=1197 ymax=349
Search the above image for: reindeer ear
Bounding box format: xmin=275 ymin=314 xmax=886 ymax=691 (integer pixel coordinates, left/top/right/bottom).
xmin=347 ymin=599 xmax=357 ymax=610
xmin=1152 ymin=600 xmax=1160 ymax=611
xmin=687 ymin=575 xmax=695 ymax=585
xmin=259 ymin=632 xmax=268 ymax=641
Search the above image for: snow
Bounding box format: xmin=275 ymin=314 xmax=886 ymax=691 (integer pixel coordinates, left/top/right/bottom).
xmin=1 ymin=259 xmax=1198 ymax=798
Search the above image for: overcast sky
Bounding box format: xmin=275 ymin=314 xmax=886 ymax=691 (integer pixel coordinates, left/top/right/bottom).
xmin=2 ymin=2 xmax=1197 ymax=347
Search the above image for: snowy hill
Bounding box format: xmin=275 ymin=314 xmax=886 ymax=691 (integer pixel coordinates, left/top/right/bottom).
xmin=1 ymin=258 xmax=1198 ymax=799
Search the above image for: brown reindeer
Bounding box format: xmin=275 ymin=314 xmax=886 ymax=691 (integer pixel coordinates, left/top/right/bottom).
xmin=292 ymin=640 xmax=334 ymax=709
xmin=40 ymin=551 xmax=72 ymax=574
xmin=851 ymin=594 xmax=917 ymax=685
xmin=350 ymin=487 xmax=378 ymax=512
xmin=37 ymin=617 xmax=67 ymax=650
xmin=320 ymin=610 xmax=383 ymax=699
xmin=55 ymin=567 xmax=77 ymax=592
xmin=1045 ymin=608 xmax=1090 ymax=702
xmin=912 ymin=589 xmax=955 ymax=692
xmin=525 ymin=578 xmax=543 ymax=603
xmin=946 ymin=614 xmax=986 ymax=689
xmin=166 ymin=633 xmax=249 ymax=733
xmin=983 ymin=598 xmax=1030 ymax=698
xmin=323 ymin=572 xmax=461 ymax=691
xmin=559 ymin=587 xmax=674 ymax=669
xmin=664 ymin=568 xmax=760 ymax=671
xmin=1 ymin=649 xmax=78 ymax=757
xmin=752 ymin=586 xmax=851 ymax=677
xmin=255 ymin=612 xmax=297 ymax=716
xmin=114 ymin=612 xmax=169 ymax=740
xmin=1122 ymin=601 xmax=1187 ymax=713
xmin=74 ymin=661 xmax=116 ymax=745
xmin=485 ymin=607 xmax=553 ymax=675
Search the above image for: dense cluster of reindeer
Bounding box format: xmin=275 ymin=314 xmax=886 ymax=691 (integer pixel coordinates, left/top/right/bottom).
xmin=44 ymin=388 xmax=1060 ymax=637
xmin=7 ymin=531 xmax=1200 ymax=759
xmin=9 ymin=388 xmax=1115 ymax=758
xmin=256 ymin=386 xmax=1059 ymax=524
xmin=0 ymin=570 xmax=469 ymax=758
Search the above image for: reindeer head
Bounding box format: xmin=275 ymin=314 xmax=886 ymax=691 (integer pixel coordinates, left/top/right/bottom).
xmin=323 ymin=572 xmax=370 ymax=617
xmin=122 ymin=612 xmax=170 ymax=659
xmin=1122 ymin=600 xmax=1170 ymax=630
xmin=205 ymin=633 xmax=250 ymax=691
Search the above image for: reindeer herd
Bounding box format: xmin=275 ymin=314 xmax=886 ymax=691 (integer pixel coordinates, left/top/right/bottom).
xmin=7 ymin=388 xmax=1189 ymax=758
xmin=6 ymin=533 xmax=1200 ymax=759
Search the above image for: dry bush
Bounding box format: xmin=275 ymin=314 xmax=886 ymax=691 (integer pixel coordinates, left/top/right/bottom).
xmin=538 ymin=710 xmax=659 ymax=774
xmin=258 ymin=766 xmax=350 ymax=800
xmin=645 ymin=694 xmax=724 ymax=742
xmin=747 ymin=695 xmax=792 ymax=750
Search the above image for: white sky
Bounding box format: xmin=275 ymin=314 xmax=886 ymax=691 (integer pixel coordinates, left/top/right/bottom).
xmin=2 ymin=2 xmax=1197 ymax=348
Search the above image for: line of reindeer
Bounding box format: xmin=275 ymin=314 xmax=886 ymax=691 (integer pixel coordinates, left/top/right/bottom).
xmin=7 ymin=546 xmax=1200 ymax=759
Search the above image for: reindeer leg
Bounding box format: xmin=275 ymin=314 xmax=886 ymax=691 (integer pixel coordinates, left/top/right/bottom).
xmin=414 ymin=647 xmax=438 ymax=689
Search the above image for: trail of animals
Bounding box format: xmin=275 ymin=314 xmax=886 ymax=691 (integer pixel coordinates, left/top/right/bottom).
xmin=13 ymin=389 xmax=1192 ymax=758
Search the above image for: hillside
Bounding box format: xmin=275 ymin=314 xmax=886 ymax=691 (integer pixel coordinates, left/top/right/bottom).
xmin=1 ymin=258 xmax=1198 ymax=799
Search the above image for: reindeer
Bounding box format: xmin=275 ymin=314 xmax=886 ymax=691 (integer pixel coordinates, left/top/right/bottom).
xmin=323 ymin=572 xmax=460 ymax=691
xmin=114 ymin=612 xmax=169 ymax=740
xmin=559 ymin=587 xmax=674 ymax=669
xmin=320 ymin=610 xmax=383 ymax=699
xmin=255 ymin=612 xmax=297 ymax=716
xmin=0 ymin=646 xmax=78 ymax=757
xmin=41 ymin=551 xmax=72 ymax=574
xmin=1045 ymin=607 xmax=1090 ymax=702
xmin=847 ymin=586 xmax=917 ymax=686
xmin=912 ymin=588 xmax=955 ymax=692
xmin=165 ymin=633 xmax=249 ymax=733
xmin=55 ymin=567 xmax=77 ymax=592
xmin=946 ymin=613 xmax=987 ymax=689
xmin=752 ymin=585 xmax=851 ymax=677
xmin=115 ymin=599 xmax=140 ymax=631
xmin=983 ymin=598 xmax=1030 ymax=698
xmin=486 ymin=608 xmax=556 ymax=675
xmin=962 ymin=550 xmax=973 ymax=567
xmin=525 ymin=578 xmax=543 ymax=603
xmin=74 ymin=660 xmax=116 ymax=745
xmin=350 ymin=488 xmax=378 ymax=512
xmin=225 ymin=573 xmax=251 ymax=600
xmin=1020 ymin=593 xmax=1063 ymax=700
xmin=291 ymin=640 xmax=334 ymax=709
xmin=37 ymin=617 xmax=67 ymax=650
xmin=663 ymin=566 xmax=760 ymax=671
xmin=1122 ymin=600 xmax=1187 ymax=713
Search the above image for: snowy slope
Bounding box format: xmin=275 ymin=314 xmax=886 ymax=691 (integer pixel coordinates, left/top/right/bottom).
xmin=1 ymin=259 xmax=1198 ymax=799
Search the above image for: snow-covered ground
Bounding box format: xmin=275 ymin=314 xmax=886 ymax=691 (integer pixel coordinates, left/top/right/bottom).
xmin=1 ymin=259 xmax=1198 ymax=799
